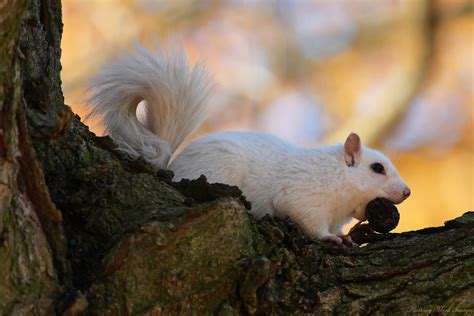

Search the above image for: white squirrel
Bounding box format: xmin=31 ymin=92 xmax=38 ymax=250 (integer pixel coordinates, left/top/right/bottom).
xmin=87 ymin=46 xmax=411 ymax=246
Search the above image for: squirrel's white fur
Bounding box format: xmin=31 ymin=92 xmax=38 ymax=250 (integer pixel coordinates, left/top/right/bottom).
xmin=87 ymin=46 xmax=410 ymax=244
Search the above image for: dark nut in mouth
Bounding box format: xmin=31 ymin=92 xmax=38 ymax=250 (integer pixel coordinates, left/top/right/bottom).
xmin=366 ymin=198 xmax=400 ymax=234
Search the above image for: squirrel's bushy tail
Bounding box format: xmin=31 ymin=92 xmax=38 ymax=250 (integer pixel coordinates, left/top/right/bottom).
xmin=87 ymin=45 xmax=212 ymax=169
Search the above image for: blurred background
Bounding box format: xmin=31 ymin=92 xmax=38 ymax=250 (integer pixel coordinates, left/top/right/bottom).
xmin=61 ymin=0 xmax=473 ymax=233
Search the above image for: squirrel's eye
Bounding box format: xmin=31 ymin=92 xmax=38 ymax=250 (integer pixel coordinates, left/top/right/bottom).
xmin=371 ymin=163 xmax=385 ymax=174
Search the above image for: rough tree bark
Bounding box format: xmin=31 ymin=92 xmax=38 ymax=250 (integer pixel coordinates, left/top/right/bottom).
xmin=0 ymin=0 xmax=68 ymax=314
xmin=0 ymin=0 xmax=473 ymax=315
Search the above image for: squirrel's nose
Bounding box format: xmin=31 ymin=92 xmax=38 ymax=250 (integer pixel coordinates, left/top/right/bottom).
xmin=403 ymin=187 xmax=411 ymax=199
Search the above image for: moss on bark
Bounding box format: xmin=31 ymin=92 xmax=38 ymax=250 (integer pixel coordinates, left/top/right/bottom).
xmin=86 ymin=199 xmax=255 ymax=315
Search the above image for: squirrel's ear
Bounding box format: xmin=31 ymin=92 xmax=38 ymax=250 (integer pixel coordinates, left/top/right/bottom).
xmin=344 ymin=132 xmax=361 ymax=167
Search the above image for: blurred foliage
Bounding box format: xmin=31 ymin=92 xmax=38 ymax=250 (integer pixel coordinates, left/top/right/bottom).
xmin=61 ymin=0 xmax=473 ymax=232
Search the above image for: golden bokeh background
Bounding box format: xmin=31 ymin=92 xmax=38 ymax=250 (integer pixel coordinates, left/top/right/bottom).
xmin=61 ymin=0 xmax=473 ymax=232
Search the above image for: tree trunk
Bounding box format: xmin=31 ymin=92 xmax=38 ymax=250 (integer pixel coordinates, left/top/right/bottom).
xmin=0 ymin=0 xmax=67 ymax=314
xmin=0 ymin=0 xmax=472 ymax=315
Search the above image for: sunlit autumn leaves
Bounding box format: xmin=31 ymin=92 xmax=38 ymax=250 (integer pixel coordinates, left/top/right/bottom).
xmin=61 ymin=0 xmax=473 ymax=232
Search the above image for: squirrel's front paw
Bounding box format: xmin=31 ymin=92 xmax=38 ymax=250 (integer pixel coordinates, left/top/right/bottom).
xmin=322 ymin=234 xmax=359 ymax=248
xmin=322 ymin=235 xmax=343 ymax=246
xmin=337 ymin=234 xmax=359 ymax=248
